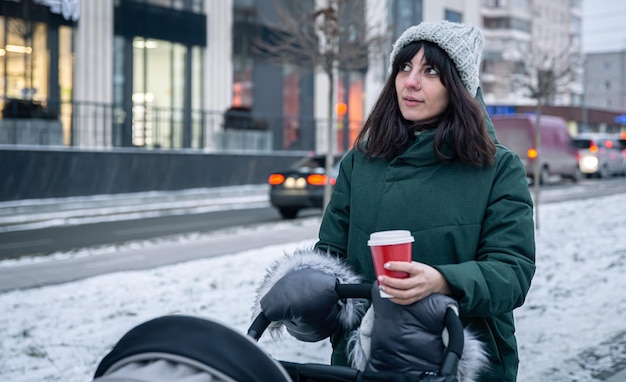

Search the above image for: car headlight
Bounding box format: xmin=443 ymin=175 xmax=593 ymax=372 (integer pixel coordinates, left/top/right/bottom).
xmin=580 ymin=156 xmax=599 ymax=171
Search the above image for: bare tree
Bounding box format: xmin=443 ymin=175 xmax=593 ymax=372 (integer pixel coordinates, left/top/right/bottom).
xmin=513 ymin=44 xmax=580 ymax=229
xmin=253 ymin=0 xmax=387 ymax=210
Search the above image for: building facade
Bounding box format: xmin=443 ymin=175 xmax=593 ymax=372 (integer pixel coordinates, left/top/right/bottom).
xmin=584 ymin=51 xmax=626 ymax=113
xmin=481 ymin=0 xmax=583 ymax=107
xmin=0 ymin=0 xmax=486 ymax=154
xmin=5 ymin=0 xmax=614 ymax=155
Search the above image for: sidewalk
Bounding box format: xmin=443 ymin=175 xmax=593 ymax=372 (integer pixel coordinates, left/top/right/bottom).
xmin=0 ymin=184 xmax=270 ymax=233
xmin=0 ymin=219 xmax=320 ymax=292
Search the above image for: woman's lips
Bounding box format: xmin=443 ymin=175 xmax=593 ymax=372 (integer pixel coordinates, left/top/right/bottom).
xmin=403 ymin=97 xmax=422 ymax=106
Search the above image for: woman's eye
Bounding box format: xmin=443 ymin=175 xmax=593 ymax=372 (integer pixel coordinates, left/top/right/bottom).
xmin=400 ymin=63 xmax=411 ymax=72
xmin=425 ymin=67 xmax=439 ymax=76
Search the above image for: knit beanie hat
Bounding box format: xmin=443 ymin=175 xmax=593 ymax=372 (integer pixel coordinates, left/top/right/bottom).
xmin=389 ymin=20 xmax=484 ymax=96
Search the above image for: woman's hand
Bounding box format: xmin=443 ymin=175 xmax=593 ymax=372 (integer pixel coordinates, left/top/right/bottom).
xmin=378 ymin=261 xmax=452 ymax=305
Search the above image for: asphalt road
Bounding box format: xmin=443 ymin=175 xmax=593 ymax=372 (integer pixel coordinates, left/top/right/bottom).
xmin=1 ymin=177 xmax=625 ymax=260
xmin=0 ymin=220 xmax=321 ymax=293
xmin=0 ymin=207 xmax=282 ymax=259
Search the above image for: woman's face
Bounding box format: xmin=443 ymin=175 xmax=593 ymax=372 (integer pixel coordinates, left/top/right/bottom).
xmin=395 ymin=48 xmax=449 ymax=123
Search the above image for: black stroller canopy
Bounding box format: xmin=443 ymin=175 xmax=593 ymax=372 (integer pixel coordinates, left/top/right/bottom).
xmin=94 ymin=315 xmax=291 ymax=382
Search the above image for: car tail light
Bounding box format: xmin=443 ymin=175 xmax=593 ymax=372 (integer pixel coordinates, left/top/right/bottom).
xmin=590 ymin=144 xmax=598 ymax=153
xmin=605 ymin=140 xmax=614 ymax=149
xmin=330 ymin=178 xmax=337 ymax=186
xmin=268 ymin=174 xmax=285 ymax=185
xmin=307 ymin=174 xmax=329 ymax=186
xmin=527 ymin=148 xmax=538 ymax=159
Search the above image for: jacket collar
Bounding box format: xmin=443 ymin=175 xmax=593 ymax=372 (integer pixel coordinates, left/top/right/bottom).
xmin=394 ymin=129 xmax=456 ymax=168
xmin=393 ymin=87 xmax=496 ymax=168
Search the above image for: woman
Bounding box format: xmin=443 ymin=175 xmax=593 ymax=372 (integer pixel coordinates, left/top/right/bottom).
xmin=313 ymin=21 xmax=536 ymax=381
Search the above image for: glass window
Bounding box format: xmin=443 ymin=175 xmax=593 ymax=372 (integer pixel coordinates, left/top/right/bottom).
xmin=141 ymin=0 xmax=204 ymax=13
xmin=59 ymin=26 xmax=74 ymax=145
xmin=233 ymin=66 xmax=252 ymax=108
xmin=191 ymin=46 xmax=203 ymax=148
xmin=2 ymin=17 xmax=46 ymax=100
xmin=1 ymin=17 xmax=72 ymax=104
xmin=1 ymin=14 xmax=74 ymax=145
xmin=130 ymin=37 xmax=199 ymax=149
xmin=283 ymin=64 xmax=300 ymax=150
xmin=393 ymin=0 xmax=422 ymax=40
xmin=336 ymin=70 xmax=364 ymax=152
xmin=445 ymin=9 xmax=463 ymax=23
xmin=112 ymin=36 xmax=126 ymax=147
xmin=483 ymin=16 xmax=530 ymax=33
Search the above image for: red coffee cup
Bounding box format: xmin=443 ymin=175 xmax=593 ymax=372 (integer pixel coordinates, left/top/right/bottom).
xmin=368 ymin=230 xmax=414 ymax=298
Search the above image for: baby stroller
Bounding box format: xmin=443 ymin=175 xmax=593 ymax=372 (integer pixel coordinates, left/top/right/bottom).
xmin=93 ymin=282 xmax=469 ymax=382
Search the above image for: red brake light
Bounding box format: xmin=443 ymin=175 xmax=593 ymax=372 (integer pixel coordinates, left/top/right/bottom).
xmin=268 ymin=174 xmax=285 ymax=185
xmin=330 ymin=178 xmax=337 ymax=186
xmin=527 ymin=148 xmax=538 ymax=159
xmin=605 ymin=140 xmax=614 ymax=149
xmin=307 ymin=174 xmax=328 ymax=186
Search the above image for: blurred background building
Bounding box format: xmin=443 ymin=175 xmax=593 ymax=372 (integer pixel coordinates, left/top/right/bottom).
xmin=0 ymin=0 xmax=625 ymax=200
xmin=1 ymin=0 xmax=623 ymax=153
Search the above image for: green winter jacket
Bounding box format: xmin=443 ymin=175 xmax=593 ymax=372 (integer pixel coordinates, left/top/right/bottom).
xmin=314 ymin=93 xmax=536 ymax=381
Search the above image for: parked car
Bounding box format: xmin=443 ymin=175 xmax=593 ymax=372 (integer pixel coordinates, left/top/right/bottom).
xmin=268 ymin=154 xmax=342 ymax=219
xmin=492 ymin=114 xmax=581 ymax=184
xmin=571 ymin=134 xmax=625 ymax=178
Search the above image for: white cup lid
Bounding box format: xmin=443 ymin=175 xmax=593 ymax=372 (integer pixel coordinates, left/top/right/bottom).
xmin=368 ymin=230 xmax=414 ymax=246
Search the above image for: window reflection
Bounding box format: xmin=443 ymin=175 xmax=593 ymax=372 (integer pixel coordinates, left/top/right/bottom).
xmin=0 ymin=15 xmax=74 ymax=144
xmin=131 ymin=37 xmax=195 ymax=149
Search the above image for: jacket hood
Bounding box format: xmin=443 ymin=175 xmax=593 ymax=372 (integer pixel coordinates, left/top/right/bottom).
xmin=476 ymin=87 xmax=498 ymax=143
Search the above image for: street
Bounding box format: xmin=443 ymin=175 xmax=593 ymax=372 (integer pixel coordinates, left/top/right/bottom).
xmin=0 ymin=185 xmax=322 ymax=259
xmin=0 ymin=218 xmax=321 ymax=293
xmin=2 ymin=178 xmax=626 ymax=260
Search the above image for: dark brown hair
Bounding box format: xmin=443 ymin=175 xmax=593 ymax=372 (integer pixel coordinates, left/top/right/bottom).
xmin=355 ymin=41 xmax=495 ymax=166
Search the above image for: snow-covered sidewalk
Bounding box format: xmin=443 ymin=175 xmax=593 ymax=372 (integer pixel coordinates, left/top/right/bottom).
xmin=1 ymin=193 xmax=626 ymax=381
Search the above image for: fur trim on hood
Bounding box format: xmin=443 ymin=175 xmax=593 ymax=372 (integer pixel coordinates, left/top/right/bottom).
xmin=252 ymin=247 xmax=367 ymax=340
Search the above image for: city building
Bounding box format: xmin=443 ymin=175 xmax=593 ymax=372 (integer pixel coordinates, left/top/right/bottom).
xmin=584 ymin=51 xmax=626 ymax=113
xmin=0 ymin=0 xmax=484 ymax=154
xmin=481 ymin=0 xmax=583 ymax=107
xmin=2 ymin=0 xmax=617 ymax=155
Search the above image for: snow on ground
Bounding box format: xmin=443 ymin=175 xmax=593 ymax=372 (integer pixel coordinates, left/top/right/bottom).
xmin=1 ymin=193 xmax=626 ymax=381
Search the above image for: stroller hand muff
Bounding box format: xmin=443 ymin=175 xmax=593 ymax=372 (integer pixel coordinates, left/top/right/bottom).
xmin=260 ymin=268 xmax=347 ymax=341
xmin=252 ymin=248 xmax=368 ymax=341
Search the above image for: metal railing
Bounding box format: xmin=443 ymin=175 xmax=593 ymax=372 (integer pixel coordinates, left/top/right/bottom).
xmin=0 ymin=98 xmax=363 ymax=154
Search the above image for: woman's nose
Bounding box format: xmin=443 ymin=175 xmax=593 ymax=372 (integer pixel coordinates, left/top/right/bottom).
xmin=404 ymin=70 xmax=421 ymax=89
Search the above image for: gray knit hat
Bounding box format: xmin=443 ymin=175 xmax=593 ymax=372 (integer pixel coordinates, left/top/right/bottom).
xmin=389 ymin=20 xmax=484 ymax=96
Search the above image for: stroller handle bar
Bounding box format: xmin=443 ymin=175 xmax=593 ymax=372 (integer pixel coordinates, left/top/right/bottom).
xmin=247 ymin=282 xmax=372 ymax=340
